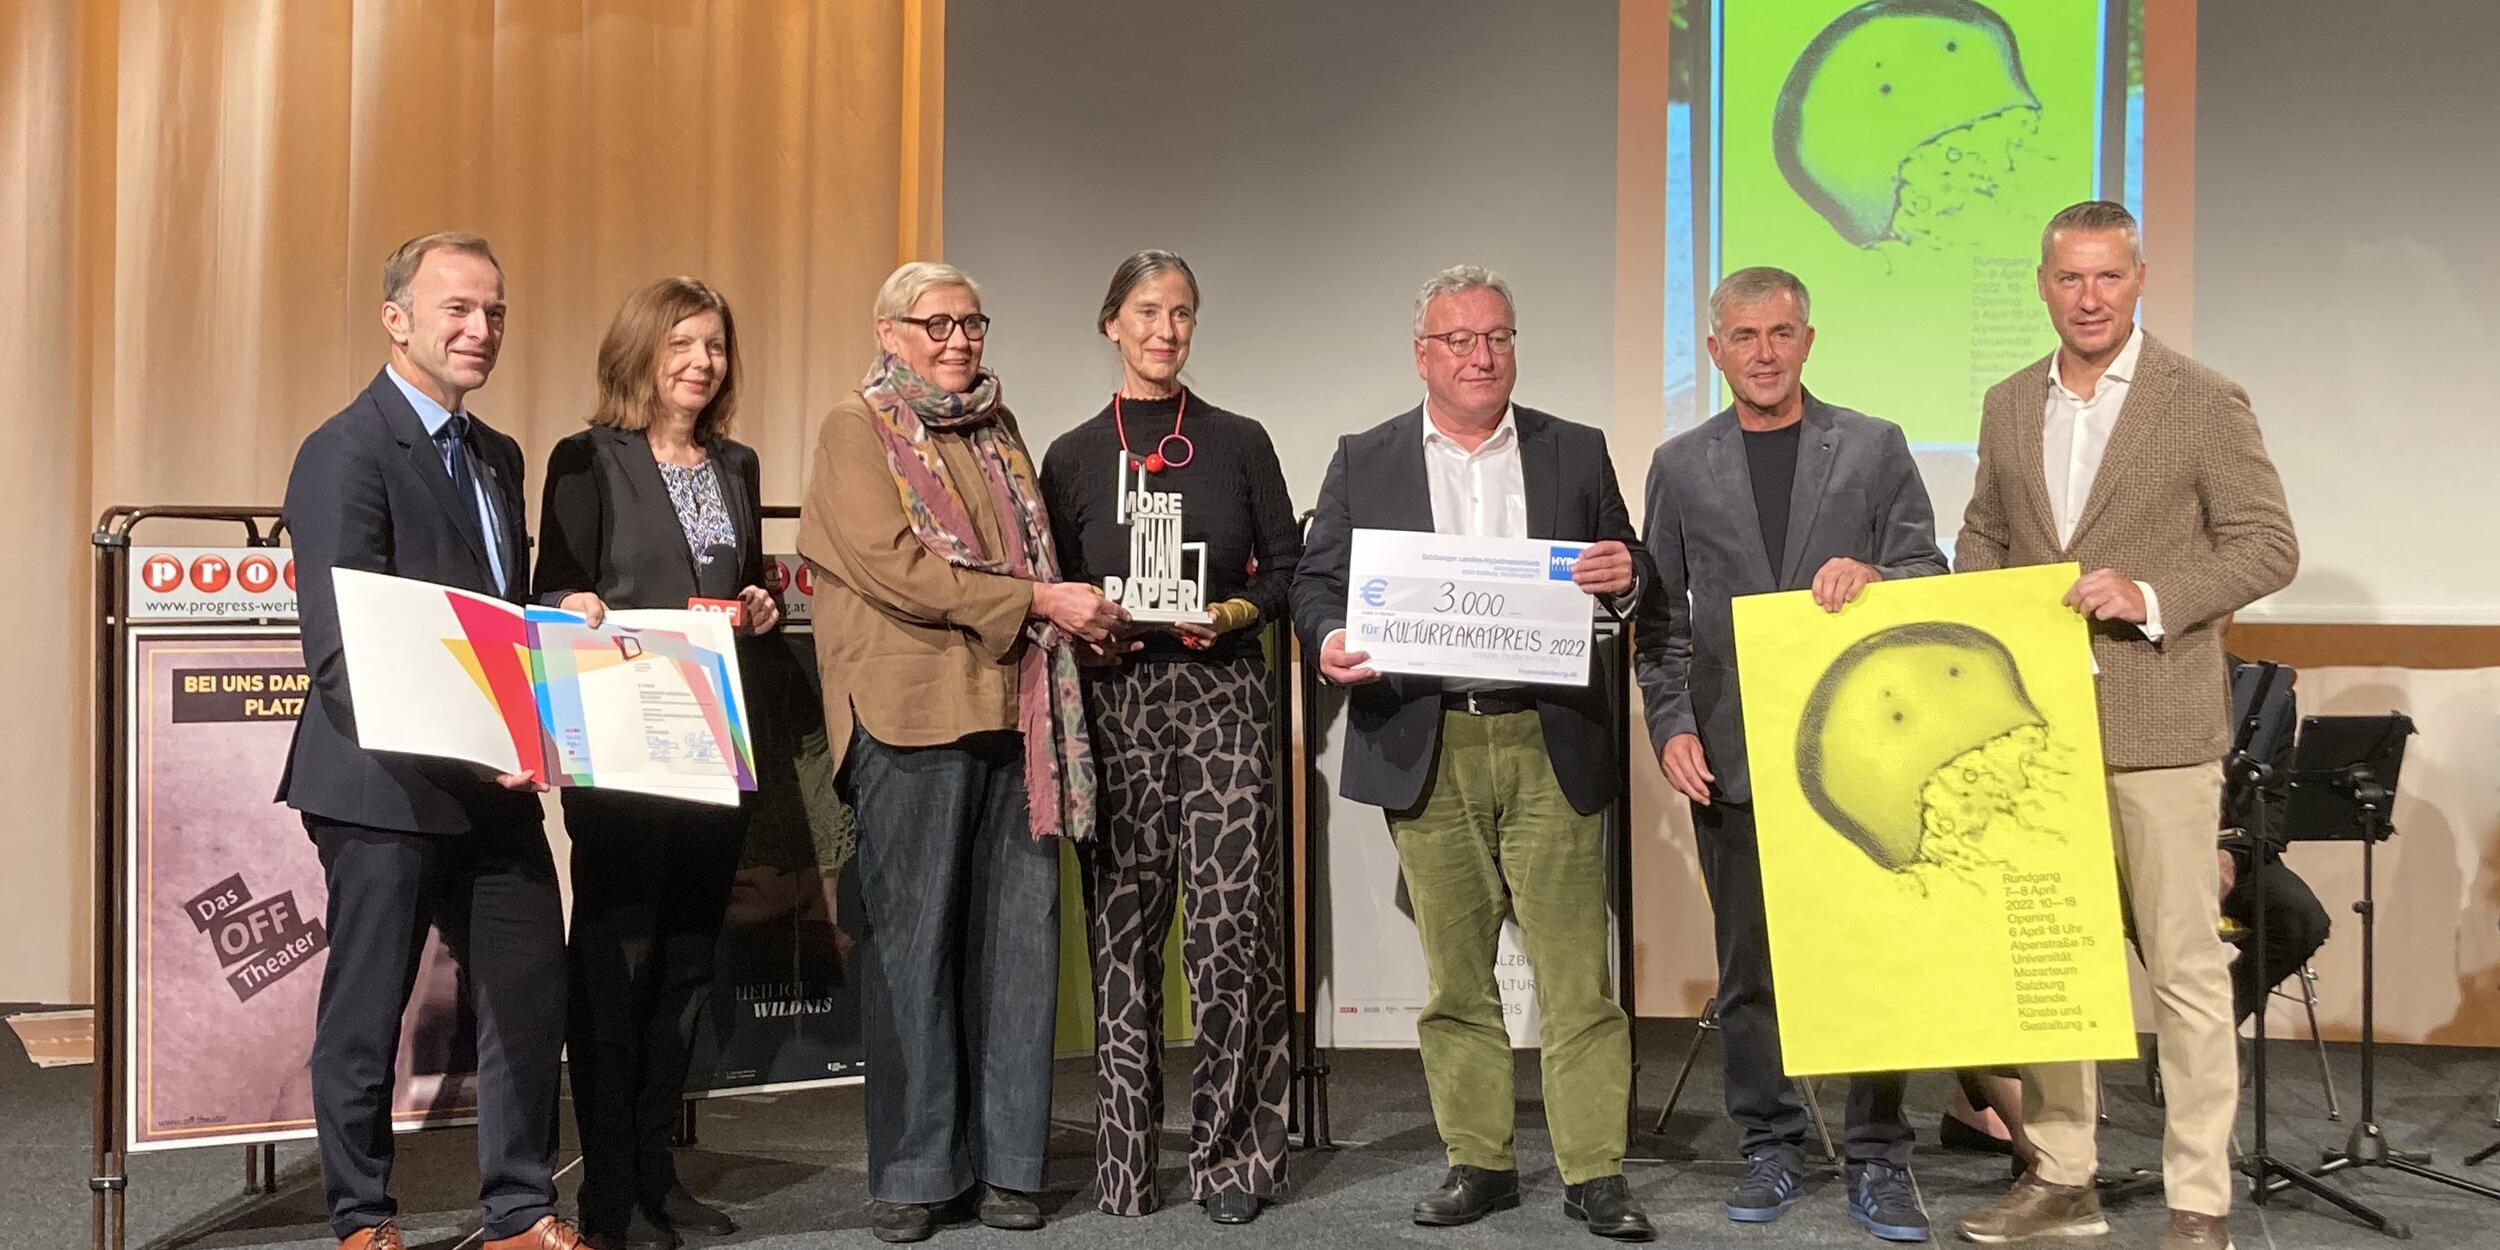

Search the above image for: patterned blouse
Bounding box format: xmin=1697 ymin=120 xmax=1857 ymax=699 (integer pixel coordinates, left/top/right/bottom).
xmin=658 ymin=459 xmax=737 ymax=565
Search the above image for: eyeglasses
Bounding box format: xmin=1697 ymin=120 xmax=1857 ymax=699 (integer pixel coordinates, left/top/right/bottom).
xmin=1418 ymin=327 xmax=1518 ymax=356
xmin=894 ymin=313 xmax=991 ymax=342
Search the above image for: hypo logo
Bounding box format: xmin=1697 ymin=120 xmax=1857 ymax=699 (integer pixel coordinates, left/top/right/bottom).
xmin=283 ymin=559 xmax=297 ymax=590
xmin=1358 ymin=577 xmax=1389 ymax=608
xmin=792 ymin=563 xmax=815 ymax=596
xmin=141 ymin=553 xmax=185 ymax=594
xmin=765 ymin=558 xmax=788 ymax=592
xmin=189 ymin=554 xmax=232 ymax=593
xmin=236 ymin=555 xmax=280 ymax=594
xmin=1546 ymin=546 xmax=1585 ymax=581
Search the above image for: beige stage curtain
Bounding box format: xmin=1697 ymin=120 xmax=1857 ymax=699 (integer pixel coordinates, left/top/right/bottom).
xmin=0 ymin=0 xmax=945 ymax=1003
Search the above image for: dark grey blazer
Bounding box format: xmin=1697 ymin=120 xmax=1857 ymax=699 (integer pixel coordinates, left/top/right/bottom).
xmin=531 ymin=424 xmax=767 ymax=610
xmin=1292 ymin=405 xmax=1650 ymax=816
xmin=277 ymin=367 xmax=542 ymax=834
xmin=1633 ymin=391 xmax=1947 ymax=804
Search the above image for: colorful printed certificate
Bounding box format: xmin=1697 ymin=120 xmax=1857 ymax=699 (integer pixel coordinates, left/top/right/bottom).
xmin=332 ymin=569 xmax=754 ymax=805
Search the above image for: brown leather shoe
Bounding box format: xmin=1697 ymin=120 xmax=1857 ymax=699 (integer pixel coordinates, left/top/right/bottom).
xmin=338 ymin=1223 xmax=405 ymax=1250
xmin=2161 ymin=1209 xmax=2234 ymax=1250
xmin=1956 ymin=1176 xmax=2108 ymax=1243
xmin=483 ymin=1214 xmax=588 ymax=1250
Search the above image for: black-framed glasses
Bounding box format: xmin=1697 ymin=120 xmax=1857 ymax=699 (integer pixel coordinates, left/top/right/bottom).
xmin=894 ymin=313 xmax=991 ymax=342
xmin=1418 ymin=327 xmax=1518 ymax=356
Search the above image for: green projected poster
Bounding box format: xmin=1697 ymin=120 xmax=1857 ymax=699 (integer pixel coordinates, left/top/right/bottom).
xmin=1716 ymin=0 xmax=2111 ymax=444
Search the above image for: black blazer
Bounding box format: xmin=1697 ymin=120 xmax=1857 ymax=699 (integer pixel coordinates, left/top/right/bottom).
xmin=1291 ymin=405 xmax=1651 ymax=816
xmin=532 ymin=425 xmax=768 ymax=610
xmin=277 ymin=367 xmax=541 ymax=835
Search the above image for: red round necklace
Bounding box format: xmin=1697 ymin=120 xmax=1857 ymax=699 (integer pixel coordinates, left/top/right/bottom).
xmin=1113 ymin=388 xmax=1193 ymax=473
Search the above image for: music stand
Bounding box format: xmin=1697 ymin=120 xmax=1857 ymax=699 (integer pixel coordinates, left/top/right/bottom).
xmin=2233 ymin=675 xmax=2397 ymax=1232
xmin=2267 ymin=713 xmax=2500 ymax=1218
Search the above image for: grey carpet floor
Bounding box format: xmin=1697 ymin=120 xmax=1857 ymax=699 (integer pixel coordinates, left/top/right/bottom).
xmin=5 ymin=1012 xmax=2498 ymax=1249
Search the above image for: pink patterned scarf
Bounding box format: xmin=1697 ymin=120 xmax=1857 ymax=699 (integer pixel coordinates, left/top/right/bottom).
xmin=858 ymin=352 xmax=1095 ymax=841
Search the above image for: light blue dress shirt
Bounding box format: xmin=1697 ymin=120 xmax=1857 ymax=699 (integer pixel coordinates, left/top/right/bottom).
xmin=386 ymin=364 xmax=509 ymax=591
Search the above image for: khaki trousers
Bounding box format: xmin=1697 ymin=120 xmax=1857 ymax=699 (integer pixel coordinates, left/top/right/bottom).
xmin=2021 ymin=761 xmax=2238 ymax=1216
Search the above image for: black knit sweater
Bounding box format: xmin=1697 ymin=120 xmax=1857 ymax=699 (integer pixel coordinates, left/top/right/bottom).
xmin=1038 ymin=390 xmax=1301 ymax=663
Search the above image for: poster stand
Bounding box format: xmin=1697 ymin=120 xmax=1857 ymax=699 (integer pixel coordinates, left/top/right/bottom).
xmin=89 ymin=505 xmax=294 ymax=1250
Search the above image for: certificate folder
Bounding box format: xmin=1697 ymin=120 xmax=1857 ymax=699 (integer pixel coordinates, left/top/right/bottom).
xmin=332 ymin=568 xmax=755 ymax=805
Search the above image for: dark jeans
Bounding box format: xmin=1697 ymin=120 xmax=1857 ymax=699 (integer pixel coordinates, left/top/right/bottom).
xmin=306 ymin=815 xmax=566 ymax=1241
xmin=562 ymin=789 xmax=744 ymax=1231
xmin=1694 ymin=800 xmax=1911 ymax=1168
xmin=2222 ymin=854 xmax=2332 ymax=1024
xmin=845 ymin=727 xmax=1060 ymax=1203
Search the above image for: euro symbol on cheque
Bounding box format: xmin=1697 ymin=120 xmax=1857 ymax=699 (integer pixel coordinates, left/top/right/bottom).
xmin=1358 ymin=578 xmax=1389 ymax=608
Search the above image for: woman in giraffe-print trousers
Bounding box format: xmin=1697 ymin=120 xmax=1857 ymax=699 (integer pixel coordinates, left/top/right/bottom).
xmin=1037 ymin=251 xmax=1301 ymax=1224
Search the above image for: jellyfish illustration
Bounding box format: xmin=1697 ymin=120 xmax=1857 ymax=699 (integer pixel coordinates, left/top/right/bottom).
xmin=1773 ymin=0 xmax=2044 ymax=248
xmin=1796 ymin=622 xmax=2073 ymax=886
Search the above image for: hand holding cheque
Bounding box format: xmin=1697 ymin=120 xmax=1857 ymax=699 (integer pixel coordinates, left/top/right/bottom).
xmin=332 ymin=568 xmax=757 ymax=805
xmin=1329 ymin=529 xmax=1621 ymax=687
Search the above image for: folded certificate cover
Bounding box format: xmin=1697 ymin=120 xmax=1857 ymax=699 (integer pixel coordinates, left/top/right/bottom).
xmin=332 ymin=569 xmax=755 ymax=805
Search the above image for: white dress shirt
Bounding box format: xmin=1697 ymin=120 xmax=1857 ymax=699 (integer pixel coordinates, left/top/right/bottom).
xmin=1421 ymin=400 xmax=1526 ymax=538
xmin=2043 ymin=326 xmax=2163 ymax=640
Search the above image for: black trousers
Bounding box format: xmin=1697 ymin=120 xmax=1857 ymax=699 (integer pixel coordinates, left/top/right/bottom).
xmin=1694 ymin=799 xmax=1911 ymax=1168
xmin=306 ymin=814 xmax=567 ymax=1240
xmin=562 ymin=789 xmax=745 ymax=1231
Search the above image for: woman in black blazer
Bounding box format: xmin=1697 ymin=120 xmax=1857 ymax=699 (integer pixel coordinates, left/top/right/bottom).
xmin=533 ymin=277 xmax=780 ymax=1250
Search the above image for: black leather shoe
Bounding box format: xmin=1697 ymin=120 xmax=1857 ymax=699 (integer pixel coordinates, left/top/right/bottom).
xmin=867 ymin=1200 xmax=937 ymax=1244
xmin=583 ymin=1204 xmax=680 ymax=1250
xmin=1565 ymin=1174 xmax=1656 ymax=1241
xmin=1413 ymin=1165 xmax=1522 ymax=1226
xmin=654 ymin=1185 xmax=737 ymax=1236
xmin=1205 ymin=1191 xmax=1263 ymax=1225
xmin=976 ymin=1184 xmax=1046 ymax=1231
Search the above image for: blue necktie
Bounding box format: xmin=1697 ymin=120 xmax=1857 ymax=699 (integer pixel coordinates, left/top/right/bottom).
xmin=437 ymin=415 xmax=502 ymax=588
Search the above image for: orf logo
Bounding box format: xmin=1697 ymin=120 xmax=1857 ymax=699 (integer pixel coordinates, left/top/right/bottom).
xmin=236 ymin=555 xmax=279 ymax=594
xmin=140 ymin=554 xmax=185 ymax=594
xmin=1546 ymin=545 xmax=1585 ymax=581
xmin=189 ymin=554 xmax=232 ymax=594
xmin=1358 ymin=577 xmax=1389 ymax=608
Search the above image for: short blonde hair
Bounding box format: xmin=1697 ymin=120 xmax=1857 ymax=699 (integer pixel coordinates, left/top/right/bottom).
xmin=591 ymin=277 xmax=741 ymax=440
xmin=873 ymin=261 xmax=983 ymax=349
xmin=382 ymin=231 xmax=499 ymax=306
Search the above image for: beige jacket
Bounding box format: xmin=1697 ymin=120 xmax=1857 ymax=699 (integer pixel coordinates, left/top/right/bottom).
xmin=796 ymin=390 xmax=1036 ymax=777
xmin=1957 ymin=332 xmax=2297 ymax=769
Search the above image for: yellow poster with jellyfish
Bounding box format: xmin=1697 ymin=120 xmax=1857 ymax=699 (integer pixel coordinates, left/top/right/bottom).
xmin=1732 ymin=563 xmax=2135 ymax=1076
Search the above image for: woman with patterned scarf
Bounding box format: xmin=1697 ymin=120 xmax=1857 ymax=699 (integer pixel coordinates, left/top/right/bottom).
xmin=797 ymin=262 xmax=1128 ymax=1244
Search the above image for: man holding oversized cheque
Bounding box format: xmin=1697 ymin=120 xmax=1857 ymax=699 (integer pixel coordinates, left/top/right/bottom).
xmin=1953 ymin=201 xmax=2297 ymax=1250
xmin=1633 ymin=267 xmax=1949 ymax=1241
xmin=1293 ymin=266 xmax=1656 ymax=1241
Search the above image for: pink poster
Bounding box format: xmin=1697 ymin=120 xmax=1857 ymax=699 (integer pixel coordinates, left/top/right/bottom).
xmin=125 ymin=629 xmax=478 ymax=1151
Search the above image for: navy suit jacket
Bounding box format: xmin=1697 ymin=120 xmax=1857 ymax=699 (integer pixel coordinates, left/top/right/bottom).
xmin=276 ymin=367 xmax=542 ymax=834
xmin=1291 ymin=404 xmax=1649 ymax=816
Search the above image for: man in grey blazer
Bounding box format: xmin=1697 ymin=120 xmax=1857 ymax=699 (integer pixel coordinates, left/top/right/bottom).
xmin=1295 ymin=265 xmax=1654 ymax=1241
xmin=1634 ymin=267 xmax=1947 ymax=1242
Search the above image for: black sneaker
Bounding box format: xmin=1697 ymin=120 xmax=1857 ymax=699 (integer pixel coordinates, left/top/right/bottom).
xmin=1562 ymin=1174 xmax=1655 ymax=1241
xmin=582 ymin=1203 xmax=680 ymax=1250
xmin=1726 ymin=1155 xmax=1804 ymax=1223
xmin=1846 ymin=1162 xmax=1931 ymax=1243
xmin=975 ymin=1184 xmax=1045 ymax=1231
xmin=867 ymin=1200 xmax=937 ymax=1244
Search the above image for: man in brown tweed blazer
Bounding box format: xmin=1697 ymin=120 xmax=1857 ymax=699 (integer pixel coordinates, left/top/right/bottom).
xmin=1953 ymin=202 xmax=2297 ymax=1250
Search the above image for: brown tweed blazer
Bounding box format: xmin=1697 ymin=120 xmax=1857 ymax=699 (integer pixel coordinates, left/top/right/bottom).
xmin=1957 ymin=332 xmax=2297 ymax=769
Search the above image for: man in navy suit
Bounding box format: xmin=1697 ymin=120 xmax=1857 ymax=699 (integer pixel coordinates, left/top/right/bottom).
xmin=1294 ymin=266 xmax=1654 ymax=1241
xmin=279 ymin=232 xmax=582 ymax=1250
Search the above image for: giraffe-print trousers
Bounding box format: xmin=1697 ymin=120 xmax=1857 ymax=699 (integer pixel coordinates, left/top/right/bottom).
xmin=1078 ymin=656 xmax=1291 ymax=1215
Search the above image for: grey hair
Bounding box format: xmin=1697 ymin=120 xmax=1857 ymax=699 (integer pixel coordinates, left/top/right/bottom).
xmin=872 ymin=261 xmax=983 ymax=349
xmin=1097 ymin=249 xmax=1200 ymax=335
xmin=1412 ymin=264 xmax=1515 ymax=336
xmin=2040 ymin=200 xmax=2144 ymax=264
xmin=382 ymin=231 xmax=499 ymax=306
xmin=1709 ymin=266 xmax=1811 ymax=333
